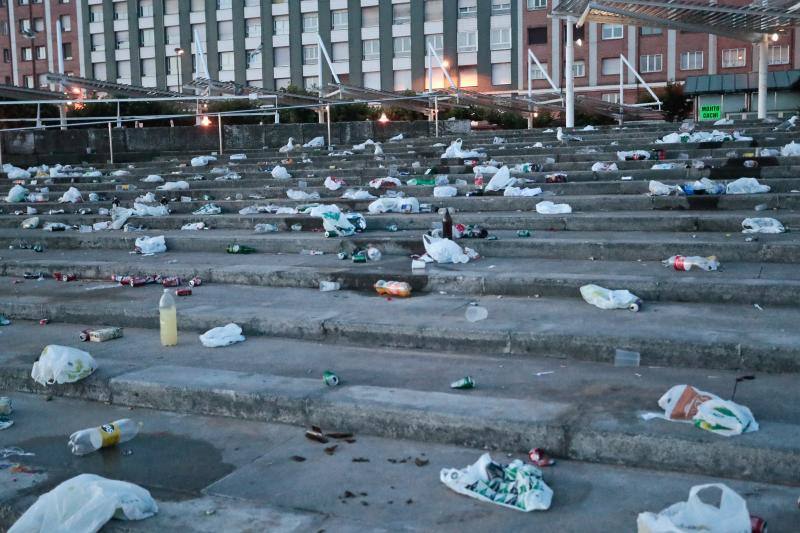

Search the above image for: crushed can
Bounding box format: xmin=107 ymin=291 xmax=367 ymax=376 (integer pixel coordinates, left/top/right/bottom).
xmin=291 ymin=224 xmax=303 ymax=232
xmin=80 ymin=327 xmax=123 ymax=343
xmin=474 ymin=175 xmax=485 ymax=187
xmin=39 ymin=318 xmax=49 ymax=325
xmin=54 ymin=272 xmax=77 ymax=282
xmin=189 ymin=277 xmax=202 ymax=287
xmin=386 ymin=224 xmax=399 ymax=232
xmin=162 ymin=276 xmax=183 ymax=287
xmin=176 ymin=288 xmax=192 ymax=296
xmin=528 ymin=448 xmax=555 ymax=467
xmin=450 ymin=376 xmax=475 ymax=389
xmin=323 ymin=370 xmax=339 ymax=387
xmin=750 ymin=515 xmax=767 ymax=533
xmin=337 ymin=252 xmax=348 ymax=260
xmin=352 ymin=251 xmax=367 ymax=263
xmin=517 ymin=230 xmax=531 ymax=238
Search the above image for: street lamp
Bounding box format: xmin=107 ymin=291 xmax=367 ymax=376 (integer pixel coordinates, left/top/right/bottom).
xmin=174 ymin=47 xmax=185 ymax=93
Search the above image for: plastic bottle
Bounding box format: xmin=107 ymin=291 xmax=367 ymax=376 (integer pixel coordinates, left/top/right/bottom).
xmin=442 ymin=209 xmax=453 ymax=240
xmin=662 ymin=255 xmax=719 ymax=272
xmin=68 ymin=419 xmax=140 ymax=456
xmin=159 ymin=289 xmax=178 ymax=346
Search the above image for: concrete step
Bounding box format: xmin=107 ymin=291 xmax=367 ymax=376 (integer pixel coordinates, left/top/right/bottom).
xmin=0 ymin=279 xmax=798 ymax=372
xmin=1 ymin=322 xmax=798 ymax=487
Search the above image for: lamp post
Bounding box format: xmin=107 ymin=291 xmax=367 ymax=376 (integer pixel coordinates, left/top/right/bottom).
xmin=174 ymin=47 xmax=185 ymax=93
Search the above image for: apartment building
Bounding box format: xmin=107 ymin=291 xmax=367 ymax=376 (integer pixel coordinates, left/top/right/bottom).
xmin=523 ymin=0 xmax=799 ymax=105
xmin=0 ymin=0 xmax=80 ymax=88
xmin=79 ymin=0 xmax=521 ymax=94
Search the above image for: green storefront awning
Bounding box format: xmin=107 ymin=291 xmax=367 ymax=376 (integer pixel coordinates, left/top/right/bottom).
xmin=684 ymin=70 xmax=800 ymax=96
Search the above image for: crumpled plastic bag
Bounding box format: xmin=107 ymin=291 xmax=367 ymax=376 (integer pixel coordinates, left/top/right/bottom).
xmin=741 ymin=217 xmax=784 ymax=234
xmin=181 ymin=222 xmax=205 ymax=230
xmin=591 ymin=161 xmax=618 ymax=172
xmin=141 ymin=174 xmax=163 ymax=183
xmin=286 ymin=189 xmax=320 ymax=201
xmin=5 ymin=184 xmax=29 ymax=203
xmin=484 ymin=166 xmax=516 ymax=191
xmin=781 ymin=141 xmax=800 ymax=157
xmin=135 ymin=192 xmax=156 ymax=204
xmin=423 ymin=234 xmax=469 ymax=264
xmin=58 ymin=187 xmax=83 ymax=203
xmin=441 ymin=138 xmax=483 ymax=159
xmin=342 ymin=189 xmax=376 ymax=200
xmin=369 ymin=177 xmax=402 ymax=189
xmin=271 ymin=165 xmax=291 ymax=180
xmin=133 ymin=203 xmax=169 ymax=217
xmin=31 ymin=345 xmax=97 ymax=386
xmin=648 ymin=180 xmax=683 ymax=196
xmin=725 ymin=177 xmax=769 ymax=195
xmin=324 ymin=176 xmax=345 ymax=191
xmin=388 ymin=133 xmax=403 ymax=142
xmin=4 ymin=164 xmax=31 ymax=180
xmin=492 ymin=136 xmax=506 ymax=144
xmin=714 ymin=118 xmax=734 ymax=126
xmin=110 ymin=207 xmax=133 ymax=230
xmin=191 ymin=155 xmax=216 ymax=167
xmin=473 ymin=165 xmax=501 ymax=175
xmin=156 ymin=180 xmax=189 ymax=191
xmin=368 ymin=197 xmax=419 ymax=214
xmin=504 ymin=186 xmax=542 ymax=197
xmin=199 ymin=323 xmax=245 ymax=348
xmin=134 ymin=235 xmax=167 ymax=255
xmin=303 ymin=136 xmax=325 ymax=148
xmin=433 ymin=186 xmax=458 ymax=198
xmin=9 ymin=474 xmax=158 ymax=533
xmin=617 ymin=150 xmax=650 ymax=161
xmin=352 ymin=139 xmax=375 ymax=151
xmin=636 ymin=483 xmax=750 ymax=533
xmin=440 ymin=453 xmax=552 ymax=512
xmin=536 ymin=201 xmax=572 ymax=214
xmin=229 ymin=153 xmax=247 ymax=161
xmin=310 ymin=204 xmax=358 ymax=236
xmin=580 ymin=284 xmax=641 ymax=311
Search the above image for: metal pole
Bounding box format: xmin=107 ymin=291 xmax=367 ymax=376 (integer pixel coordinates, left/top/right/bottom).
xmin=528 ymin=51 xmax=533 ymax=129
xmin=326 ymin=104 xmax=332 ymax=151
xmin=56 ymin=20 xmax=66 ymax=130
xmin=434 ymin=96 xmax=439 ymax=137
xmin=35 ymin=103 xmax=41 ymax=128
xmin=107 ymin=122 xmax=114 ymax=164
xmin=757 ymin=33 xmax=768 ymax=120
xmin=619 ymin=54 xmax=624 ymax=126
xmin=318 ymin=46 xmax=324 ymax=124
xmin=217 ymin=112 xmax=223 ymax=155
xmin=116 ymin=101 xmax=122 ymax=128
xmin=0 ymin=131 xmax=4 ymax=168
xmin=565 ymin=18 xmax=575 ymax=128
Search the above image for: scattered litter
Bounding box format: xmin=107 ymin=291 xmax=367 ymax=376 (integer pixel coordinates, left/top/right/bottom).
xmin=648 ymin=180 xmax=683 ymax=196
xmin=741 ymin=217 xmax=784 ymax=234
xmin=80 ymin=327 xmax=123 ymax=343
xmin=662 ymin=255 xmax=719 ymax=271
xmin=534 ymin=371 xmax=554 ymax=377
xmin=374 ymin=280 xmax=411 ymax=298
xmin=441 ymin=138 xmax=484 ymax=159
xmin=192 ymin=204 xmax=221 ymax=215
xmin=388 ymin=133 xmax=403 ymax=142
xmin=341 ymin=189 xmax=376 ymax=200
xmin=134 ymin=235 xmax=167 ymax=255
xmin=754 ymin=304 xmax=763 ymax=311
xmin=433 ymin=185 xmax=458 ymax=198
xmin=199 ymin=323 xmax=246 ymax=348
xmin=368 ymin=197 xmax=419 ymax=214
xmin=450 ymin=376 xmax=475 ymax=389
xmin=290 ymin=455 xmax=306 ymax=462
xmin=271 ymin=165 xmax=291 ymax=179
xmin=485 ymin=166 xmax=517 ymax=191
xmin=69 ymin=419 xmax=140 ymax=456
xmin=303 ymin=136 xmax=325 ymax=148
xmin=528 ymin=448 xmax=555 ymax=467
xmin=780 ymin=140 xmax=800 ymax=157
xmin=286 ymin=189 xmax=320 ymax=201
xmin=1 ymin=447 xmax=34 ymax=459
xmin=465 ymin=304 xmax=488 ymax=322
xmin=580 ymin=284 xmax=642 ymax=311
xmin=535 ymin=201 xmax=572 ymax=214
xmin=254 ymin=223 xmax=278 ymax=233
xmin=322 ymin=371 xmax=339 ymax=387
xmin=156 ymin=180 xmax=189 ymax=191
xmin=591 ymin=162 xmax=618 ymax=172
xmin=181 ymin=222 xmax=206 ymax=231
xmin=31 ymin=345 xmax=97 ymax=386
xmin=324 ymin=176 xmax=345 ymax=191
xmin=423 ymin=235 xmax=470 ymax=264
xmin=320 ymin=281 xmax=341 ymax=292
xmin=191 ymin=155 xmax=216 ymax=167
xmin=637 ymin=483 xmax=751 ymax=533
xmin=440 ymin=453 xmax=552 ymax=512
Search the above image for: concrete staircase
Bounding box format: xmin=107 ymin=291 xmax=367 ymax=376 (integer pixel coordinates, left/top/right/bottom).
xmin=1 ymin=120 xmax=799 ymax=490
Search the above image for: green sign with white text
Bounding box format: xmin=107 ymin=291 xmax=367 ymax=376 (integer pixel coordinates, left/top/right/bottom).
xmin=700 ymin=104 xmax=722 ymax=121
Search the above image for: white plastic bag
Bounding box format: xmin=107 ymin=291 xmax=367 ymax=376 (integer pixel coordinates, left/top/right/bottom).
xmin=484 ymin=166 xmax=516 ymax=191
xmin=504 ymin=186 xmax=542 ymax=197
xmin=303 ymin=136 xmax=325 ymax=148
xmin=156 ymin=180 xmax=189 ymax=191
xmin=324 ymin=176 xmax=345 ymax=191
xmin=199 ymin=323 xmax=245 ymax=347
xmin=725 ymin=177 xmax=769 ymax=195
xmin=440 ymin=453 xmax=552 ymax=512
xmin=342 ymin=189 xmax=376 ymax=200
xmin=433 ymin=185 xmax=458 ymax=198
xmin=536 ymin=201 xmax=572 ymax=214
xmin=368 ymin=197 xmax=419 ymax=214
xmin=441 ymin=138 xmax=482 ymax=159
xmin=9 ymin=474 xmax=158 ymax=533
xmin=636 ymin=483 xmax=750 ymax=533
xmin=31 ymin=345 xmax=97 ymax=386
xmin=181 ymin=222 xmax=205 ymax=230
xmin=648 ymin=180 xmax=683 ymax=196
xmin=388 ymin=133 xmax=403 ymax=142
xmin=309 ymin=204 xmax=356 ymax=236
xmin=58 ymin=187 xmax=83 ymax=204
xmin=271 ymin=165 xmax=291 ymax=180
xmin=286 ymin=189 xmax=320 ymax=201
xmin=4 ymin=164 xmax=31 ymax=180
xmin=473 ymin=165 xmax=500 ymax=175
xmin=229 ymin=153 xmax=247 ymax=161
xmin=5 ymin=184 xmax=29 ymax=203
xmin=141 ymin=174 xmax=163 ymax=183
xmin=741 ymin=217 xmax=784 ymax=234
xmin=133 ymin=203 xmax=169 ymax=217
xmin=580 ymin=284 xmax=641 ymax=311
xmin=591 ymin=161 xmax=618 ymax=172
xmin=191 ymin=155 xmax=216 ymax=167
xmin=617 ymin=150 xmax=650 ymax=161
xmin=134 ymin=235 xmax=167 ymax=255
xmin=781 ymin=141 xmax=800 ymax=157
xmin=492 ymin=136 xmax=506 ymax=144
xmin=423 ymin=235 xmax=469 ymax=264
xmin=352 ymin=139 xmax=375 ymax=151
xmin=369 ymin=177 xmax=402 ymax=189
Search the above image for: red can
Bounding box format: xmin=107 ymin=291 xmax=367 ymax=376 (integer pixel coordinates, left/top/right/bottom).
xmin=189 ymin=277 xmax=202 ymax=287
xmin=79 ymin=329 xmax=91 ymax=341
xmin=39 ymin=318 xmax=49 ymax=325
xmin=176 ymin=288 xmax=192 ymax=296
xmin=473 ymin=175 xmax=484 ymax=187
xmin=53 ymin=272 xmax=77 ymax=282
xmin=128 ymin=277 xmax=148 ymax=287
xmin=162 ymin=276 xmax=183 ymax=287
xmin=750 ymin=515 xmax=767 ymax=533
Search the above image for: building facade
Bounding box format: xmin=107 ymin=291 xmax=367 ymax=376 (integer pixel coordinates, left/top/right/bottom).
xmin=0 ymin=0 xmax=80 ymax=88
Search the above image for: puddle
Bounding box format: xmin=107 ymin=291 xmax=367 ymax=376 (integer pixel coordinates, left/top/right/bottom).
xmin=13 ymin=432 xmax=234 ymax=501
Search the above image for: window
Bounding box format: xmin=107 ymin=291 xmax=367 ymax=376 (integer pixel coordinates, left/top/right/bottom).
xmin=0 ymin=21 xmax=7 ymax=35
xmin=21 ymin=47 xmax=32 ymax=60
xmin=164 ymin=0 xmax=178 ymax=14
xmin=458 ymin=0 xmax=477 ymax=18
xmin=190 ymin=0 xmax=203 ymax=12
xmin=769 ymin=45 xmax=789 ymax=65
xmin=33 ymin=18 xmax=44 ymax=31
xmin=246 ymin=49 xmax=259 ymax=68
xmin=492 ymin=0 xmax=511 ymax=14
xmin=527 ymin=0 xmax=546 ymax=9
xmin=216 ymin=0 xmax=231 ymax=8
xmin=363 ymin=39 xmax=379 ymax=60
xmin=393 ymin=36 xmax=411 ymax=58
xmin=721 ymin=48 xmax=746 ymax=68
xmin=244 ymin=18 xmax=260 ymax=38
xmin=3 ymin=49 xmax=10 ymax=63
xmin=115 ymin=31 xmax=129 ymax=49
xmin=62 ymin=42 xmax=73 ymax=60
xmin=19 ymin=19 xmax=30 ymax=33
xmin=639 ymin=53 xmax=662 ymax=73
xmin=138 ymin=0 xmax=153 ymax=18
xmin=573 ymin=60 xmax=585 ymax=77
xmin=191 ymin=23 xmax=205 ymax=41
xmin=528 ymin=26 xmax=547 ymax=45
xmin=91 ymin=33 xmax=105 ymax=51
xmin=601 ymin=24 xmax=623 ymax=40
xmin=303 ymin=44 xmax=318 ymax=65
xmin=140 ymin=57 xmax=156 ymax=76
xmin=394 ymin=69 xmax=412 ymax=91
xmin=303 ymin=76 xmax=317 ymax=91
xmin=273 ymin=16 xmax=289 ymax=35
xmin=217 ymin=20 xmax=232 ymax=40
xmin=24 ymin=75 xmax=33 ymax=88
xmin=114 ymin=2 xmax=127 ymax=20
xmin=89 ymin=5 xmax=103 ymax=22
xmin=490 ymin=28 xmax=511 ymax=50
xmin=640 ymin=26 xmax=662 ymax=36
xmin=218 ymin=51 xmax=234 ymax=69
xmin=38 ymin=73 xmax=47 ymax=87
xmin=139 ymin=28 xmax=154 ymax=47
xmin=393 ymin=3 xmax=410 ymax=25
xmin=602 ymin=93 xmax=620 ymax=104
xmin=92 ymin=63 xmax=106 ymax=80
xmin=457 ymin=31 xmax=477 ymax=52
xmin=302 ymin=13 xmax=318 ymax=33
xmin=460 ymin=66 xmax=478 ymax=86
xmin=491 ymin=62 xmax=511 ymax=85
xmin=273 ymin=47 xmax=289 ymax=67
xmin=332 ymin=42 xmax=348 ymax=62
xmin=362 ymin=6 xmax=378 ymax=27
xmin=425 ymin=0 xmax=443 ymax=22
xmin=117 ymin=60 xmax=131 ymax=79
xmin=35 ymin=45 xmax=45 ymax=59
xmin=601 ymin=57 xmax=620 ymax=75
xmin=531 ymin=63 xmax=547 ymax=80
xmin=425 ymin=33 xmax=443 ymax=53
xmin=165 ymin=26 xmax=180 ymax=45
xmin=331 ymin=10 xmax=348 ymax=30
xmin=276 ymin=78 xmax=290 ymax=90
xmin=165 ymin=55 xmax=179 ymax=75
xmin=680 ymin=50 xmax=703 ymax=70
xmin=363 ymin=71 xmax=380 ymax=89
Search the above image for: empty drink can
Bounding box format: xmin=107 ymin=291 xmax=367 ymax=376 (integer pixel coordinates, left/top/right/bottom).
xmin=450 ymin=376 xmax=475 ymax=389
xmin=323 ymin=371 xmax=339 ymax=387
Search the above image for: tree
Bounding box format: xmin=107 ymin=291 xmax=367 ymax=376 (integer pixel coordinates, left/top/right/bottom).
xmin=657 ymin=82 xmax=692 ymax=122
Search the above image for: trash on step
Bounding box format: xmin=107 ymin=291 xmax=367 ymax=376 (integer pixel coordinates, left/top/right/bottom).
xmin=433 ymin=185 xmax=458 ymax=198
xmin=229 ymin=153 xmax=247 ymax=161
xmin=617 ymin=150 xmax=650 ymax=161
xmin=134 ymin=235 xmax=167 ymax=255
xmin=199 ymin=323 xmax=245 ymax=348
xmin=423 ymin=235 xmax=470 ymax=264
xmin=80 ymin=327 xmax=123 ymax=343
xmin=341 ymin=189 xmax=376 ymax=200
xmin=465 ymin=304 xmax=488 ymax=322
xmin=369 ymin=176 xmax=402 ymax=189
xmin=682 ymin=178 xmax=725 ymax=195
xmin=504 ymin=186 xmax=542 ymax=197
xmin=641 ymin=384 xmax=758 ymax=436
xmin=323 ymin=371 xmax=340 ymax=387
xmin=440 ymin=453 xmax=553 ymax=512
xmin=43 ymin=222 xmax=71 ymax=232
xmin=303 ymin=136 xmax=325 ymax=148
xmin=580 ymin=284 xmax=642 ymax=312
xmin=271 ymin=165 xmax=291 ymax=179
xmin=8 ymin=474 xmax=158 ymax=533
xmin=226 ymin=243 xmax=256 ymax=254
xmin=254 ymin=223 xmax=278 ymax=233
xmin=591 ymin=161 xmax=618 ymax=172
xmin=287 ymin=189 xmax=320 ymax=201
xmin=319 ymin=281 xmax=341 ymax=292
xmin=176 ymin=288 xmax=192 ymax=296
xmin=53 ymin=272 xmax=78 ymax=282
xmin=21 ymin=217 xmax=39 ymax=229
xmin=648 ymin=180 xmax=684 ymax=196
xmin=374 ymin=280 xmax=412 ymax=298
xmin=742 ymin=217 xmax=784 ymax=234
xmin=31 ymin=345 xmax=97 ymax=386
xmin=614 ymin=349 xmax=640 ymax=367
xmin=636 ymin=483 xmax=751 ymax=533
xmin=191 ymin=155 xmax=216 ymax=167
xmin=536 ymin=201 xmax=572 ymax=214
xmin=388 ymin=133 xmax=403 ymax=142
xmin=450 ymin=376 xmax=475 ymax=389
xmin=545 ymin=173 xmax=567 ymax=183
xmin=366 ymin=245 xmax=382 ymax=261
xmin=725 ymin=177 xmax=770 ymax=195
xmin=0 ymin=315 xmax=9 ymax=326
xmin=485 ymin=166 xmax=516 ymax=191
xmin=368 ymin=197 xmax=420 ymax=214
xmin=181 ymin=222 xmax=206 ymax=231
xmin=780 ymin=140 xmax=800 ymax=157
xmin=58 ymin=186 xmax=83 ymax=203
xmin=68 ymin=419 xmax=140 ymax=456
xmin=662 ymin=255 xmax=720 ymax=272
xmin=156 ymin=180 xmax=189 ymax=191
xmin=441 ymin=138 xmax=484 ymax=159
xmin=324 ymin=176 xmax=346 ymax=191
xmin=528 ymin=448 xmax=555 ymax=467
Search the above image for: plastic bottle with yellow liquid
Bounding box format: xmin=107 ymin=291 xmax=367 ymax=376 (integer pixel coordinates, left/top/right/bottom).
xmin=159 ymin=288 xmax=178 ymax=346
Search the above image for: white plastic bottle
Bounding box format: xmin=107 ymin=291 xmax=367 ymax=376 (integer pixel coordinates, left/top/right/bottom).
xmin=68 ymin=419 xmax=140 ymax=456
xmin=159 ymin=289 xmax=178 ymax=346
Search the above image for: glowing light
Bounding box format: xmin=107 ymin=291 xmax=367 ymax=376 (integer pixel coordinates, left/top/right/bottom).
xmin=771 ymin=33 xmax=779 ymax=42
xmin=71 ymin=87 xmax=81 ymax=95
xmin=533 ymin=112 xmax=539 ymax=118
xmin=441 ymin=60 xmax=450 ymax=68
xmin=378 ymin=112 xmax=390 ymax=123
xmin=576 ymin=38 xmax=583 ymax=47
xmin=200 ymin=116 xmax=211 ymax=127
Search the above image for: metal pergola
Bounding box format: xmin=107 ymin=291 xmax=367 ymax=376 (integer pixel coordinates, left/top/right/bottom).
xmin=46 ymin=73 xmax=183 ymax=98
xmin=550 ymin=0 xmax=800 ymax=125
